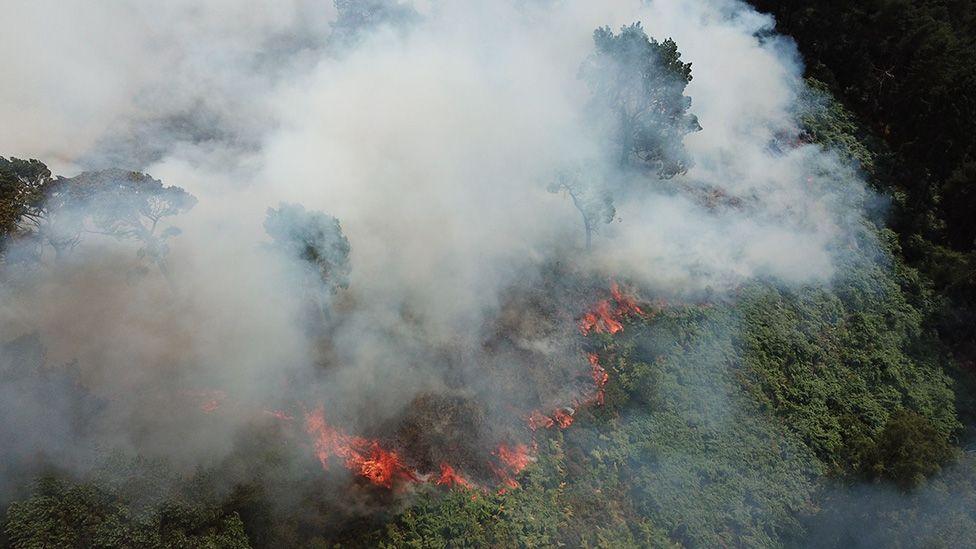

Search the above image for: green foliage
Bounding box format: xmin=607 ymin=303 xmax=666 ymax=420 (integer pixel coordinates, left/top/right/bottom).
xmin=0 ymin=157 xmax=51 ymax=255
xmin=0 ymin=163 xmax=196 ymax=270
xmin=797 ymin=79 xmax=878 ymax=176
xmin=595 ymin=305 xmax=820 ymax=547
xmin=799 ymin=454 xmax=976 ymax=548
xmin=582 ymin=23 xmax=701 ymax=176
xmin=348 ymin=436 xmax=676 ymax=548
xmin=3 ymin=10 xmax=973 ymax=547
xmin=857 ymin=409 xmax=957 ymax=489
xmin=735 ymin=242 xmax=958 ymax=474
xmin=3 ymin=475 xmax=251 ymax=549
xmin=347 ymin=304 xmax=822 ymax=548
xmin=264 ymin=202 xmax=351 ymax=293
xmin=747 ymin=0 xmax=976 ymax=367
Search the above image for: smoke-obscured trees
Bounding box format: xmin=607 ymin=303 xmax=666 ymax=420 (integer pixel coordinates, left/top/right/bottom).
xmin=555 ymin=23 xmax=700 ymax=251
xmin=0 ymin=162 xmax=197 ymax=276
xmin=0 ymin=335 xmax=103 ymax=499
xmin=330 ymin=0 xmax=420 ymax=49
xmin=62 ymin=170 xmax=196 ymax=280
xmin=547 ymin=167 xmax=615 ymax=251
xmin=582 ymin=23 xmax=701 ymax=177
xmin=264 ymin=203 xmax=351 ymax=295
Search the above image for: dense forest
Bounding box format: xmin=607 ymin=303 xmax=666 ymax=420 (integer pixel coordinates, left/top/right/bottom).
xmin=1 ymin=1 xmax=974 ymax=547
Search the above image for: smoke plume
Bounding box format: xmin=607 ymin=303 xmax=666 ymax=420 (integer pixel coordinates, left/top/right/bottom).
xmin=0 ymin=0 xmax=880 ymax=523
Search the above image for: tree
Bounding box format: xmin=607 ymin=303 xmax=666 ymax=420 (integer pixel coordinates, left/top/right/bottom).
xmin=547 ymin=166 xmax=615 ymax=251
xmin=66 ymin=169 xmax=197 ymax=281
xmin=4 ymin=476 xmax=252 ymax=548
xmin=582 ymin=23 xmax=701 ymax=176
xmin=859 ymin=410 xmax=957 ymax=490
xmin=264 ymin=203 xmax=351 ymax=294
xmin=330 ymin=0 xmax=420 ymax=49
xmin=0 ymin=157 xmax=50 ymax=256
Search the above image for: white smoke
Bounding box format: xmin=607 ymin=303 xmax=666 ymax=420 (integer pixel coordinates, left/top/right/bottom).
xmin=0 ymin=0 xmax=874 ymax=481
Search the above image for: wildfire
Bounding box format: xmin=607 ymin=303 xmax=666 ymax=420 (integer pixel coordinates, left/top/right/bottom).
xmin=264 ymin=409 xmax=294 ymax=421
xmin=436 ymin=463 xmax=475 ymax=490
xmin=526 ymin=352 xmax=611 ymax=430
xmin=610 ymin=282 xmax=643 ymax=316
xmin=578 ymin=300 xmax=623 ymax=335
xmin=527 ymin=410 xmax=555 ymax=430
xmin=491 ymin=443 xmax=535 ymax=492
xmin=495 ymin=443 xmax=534 ymax=473
xmin=553 ymin=408 xmax=575 ymax=428
xmin=578 ymin=282 xmax=643 ymax=335
xmin=183 ymin=389 xmax=227 ymax=413
xmin=586 ymin=352 xmax=609 ymax=406
xmin=292 ymin=282 xmax=642 ymax=493
xmin=304 ymin=405 xmax=418 ymax=488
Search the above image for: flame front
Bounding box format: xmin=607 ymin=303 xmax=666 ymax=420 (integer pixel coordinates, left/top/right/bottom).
xmin=491 ymin=443 xmax=536 ymax=492
xmin=578 ymin=282 xmax=643 ymax=335
xmin=437 ymin=463 xmax=475 ymax=489
xmin=304 ymin=405 xmax=417 ymax=488
xmin=297 ymin=283 xmax=643 ymax=492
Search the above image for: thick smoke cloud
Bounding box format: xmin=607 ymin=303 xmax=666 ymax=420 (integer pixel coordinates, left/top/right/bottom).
xmin=0 ymin=0 xmax=875 ymax=499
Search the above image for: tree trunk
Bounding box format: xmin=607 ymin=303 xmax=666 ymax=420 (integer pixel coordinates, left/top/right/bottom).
xmin=569 ymin=189 xmax=593 ymax=251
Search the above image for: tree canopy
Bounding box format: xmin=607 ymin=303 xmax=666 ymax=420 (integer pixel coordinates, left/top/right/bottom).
xmin=582 ymin=23 xmax=701 ymax=176
xmin=264 ymin=202 xmax=351 ymax=294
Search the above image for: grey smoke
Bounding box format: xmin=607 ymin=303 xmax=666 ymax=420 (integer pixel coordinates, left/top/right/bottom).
xmin=0 ymin=0 xmax=885 ymax=510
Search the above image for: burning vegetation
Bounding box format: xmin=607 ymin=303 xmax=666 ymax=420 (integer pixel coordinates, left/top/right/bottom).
xmin=257 ymin=282 xmax=648 ymax=493
xmin=578 ymin=282 xmax=645 ymax=336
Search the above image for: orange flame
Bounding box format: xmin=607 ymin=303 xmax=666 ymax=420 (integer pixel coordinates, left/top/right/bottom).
xmin=297 ymin=283 xmax=641 ymax=492
xmin=578 ymin=300 xmax=624 ymax=335
xmin=490 ymin=443 xmax=535 ymax=493
xmin=610 ymin=282 xmax=643 ymax=316
xmin=304 ymin=405 xmax=417 ymax=488
xmin=436 ymin=463 xmax=474 ymax=490
xmin=525 ymin=352 xmax=610 ymax=430
xmin=527 ymin=410 xmax=555 ymax=431
xmin=553 ymin=408 xmax=575 ymax=428
xmin=578 ymin=282 xmax=643 ymax=335
xmin=494 ymin=443 xmax=534 ymax=473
